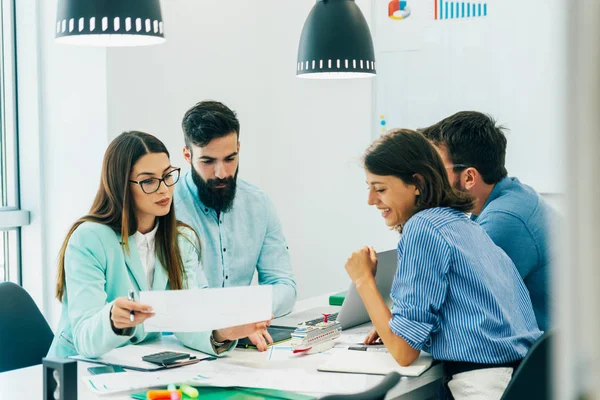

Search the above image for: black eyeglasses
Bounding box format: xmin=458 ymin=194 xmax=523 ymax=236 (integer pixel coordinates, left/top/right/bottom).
xmin=129 ymin=168 xmax=181 ymax=194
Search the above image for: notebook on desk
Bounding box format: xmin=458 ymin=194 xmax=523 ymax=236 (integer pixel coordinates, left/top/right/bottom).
xmin=317 ymin=349 xmax=433 ymax=377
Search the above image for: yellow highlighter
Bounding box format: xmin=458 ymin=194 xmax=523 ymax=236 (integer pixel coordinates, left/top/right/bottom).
xmin=179 ymin=384 xmax=199 ymax=399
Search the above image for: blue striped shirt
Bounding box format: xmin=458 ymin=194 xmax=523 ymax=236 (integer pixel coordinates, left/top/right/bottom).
xmin=389 ymin=207 xmax=542 ymax=364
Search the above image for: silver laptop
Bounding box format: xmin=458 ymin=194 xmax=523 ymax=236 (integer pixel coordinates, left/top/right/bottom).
xmin=272 ymin=249 xmax=397 ymax=330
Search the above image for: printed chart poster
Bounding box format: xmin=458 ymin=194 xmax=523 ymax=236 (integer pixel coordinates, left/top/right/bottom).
xmin=373 ymin=0 xmax=489 ymax=52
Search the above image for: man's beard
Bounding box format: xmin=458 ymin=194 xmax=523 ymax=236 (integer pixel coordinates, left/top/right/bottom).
xmin=453 ymin=177 xmax=465 ymax=191
xmin=191 ymin=167 xmax=239 ymax=214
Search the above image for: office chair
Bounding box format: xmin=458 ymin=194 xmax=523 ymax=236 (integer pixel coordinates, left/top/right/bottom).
xmin=319 ymin=372 xmax=401 ymax=400
xmin=500 ymin=331 xmax=553 ymax=400
xmin=0 ymin=281 xmax=54 ymax=372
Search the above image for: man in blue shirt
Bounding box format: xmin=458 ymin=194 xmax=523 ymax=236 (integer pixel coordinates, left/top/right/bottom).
xmin=421 ymin=111 xmax=554 ymax=331
xmin=174 ymin=101 xmax=297 ymax=350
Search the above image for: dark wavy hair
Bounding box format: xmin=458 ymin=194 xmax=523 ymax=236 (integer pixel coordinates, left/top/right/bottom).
xmin=182 ymin=100 xmax=240 ymax=148
xmin=364 ymin=129 xmax=474 ymax=215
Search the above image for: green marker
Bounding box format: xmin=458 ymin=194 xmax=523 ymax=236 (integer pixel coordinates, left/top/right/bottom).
xmin=179 ymin=384 xmax=199 ymax=398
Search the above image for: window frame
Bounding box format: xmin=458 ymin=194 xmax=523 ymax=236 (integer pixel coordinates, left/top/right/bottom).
xmin=0 ymin=0 xmax=29 ymax=284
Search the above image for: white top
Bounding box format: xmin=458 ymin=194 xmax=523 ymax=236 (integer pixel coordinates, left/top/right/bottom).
xmin=133 ymin=223 xmax=159 ymax=289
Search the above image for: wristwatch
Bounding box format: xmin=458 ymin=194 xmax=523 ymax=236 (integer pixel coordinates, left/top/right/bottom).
xmin=210 ymin=334 xmax=227 ymax=347
xmin=210 ymin=334 xmax=233 ymax=354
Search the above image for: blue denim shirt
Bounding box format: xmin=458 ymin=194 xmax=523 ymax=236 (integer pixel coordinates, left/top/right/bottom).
xmin=174 ymin=171 xmax=297 ymax=317
xmin=472 ymin=177 xmax=555 ymax=331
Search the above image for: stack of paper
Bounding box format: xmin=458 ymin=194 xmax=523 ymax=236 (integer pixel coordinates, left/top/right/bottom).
xmin=188 ymin=362 xmax=369 ymax=395
xmin=84 ymin=362 xmax=369 ymax=396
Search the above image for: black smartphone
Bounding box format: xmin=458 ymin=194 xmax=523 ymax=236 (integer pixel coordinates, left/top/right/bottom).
xmin=87 ymin=365 xmax=126 ymax=375
xmin=141 ymin=351 xmax=192 ymax=366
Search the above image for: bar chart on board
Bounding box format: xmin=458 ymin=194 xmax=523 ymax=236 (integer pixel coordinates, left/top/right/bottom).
xmin=435 ymin=0 xmax=488 ymax=20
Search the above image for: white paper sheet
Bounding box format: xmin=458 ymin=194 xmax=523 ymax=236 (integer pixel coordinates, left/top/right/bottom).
xmin=266 ymin=345 xmax=345 ymax=361
xmin=318 ymin=348 xmax=433 ymax=377
xmin=72 ymin=345 xmax=165 ymax=371
xmin=140 ymin=286 xmax=273 ymax=332
xmin=83 ymin=368 xmax=200 ymax=395
xmin=71 ymin=337 xmax=214 ymax=371
xmin=188 ymin=362 xmax=369 ymax=395
xmin=337 ymin=326 xmax=375 ymax=345
xmin=84 ymin=359 xmax=369 ymax=396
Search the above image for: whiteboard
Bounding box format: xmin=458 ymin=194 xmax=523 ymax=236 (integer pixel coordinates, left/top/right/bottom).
xmin=371 ymin=0 xmax=567 ymax=194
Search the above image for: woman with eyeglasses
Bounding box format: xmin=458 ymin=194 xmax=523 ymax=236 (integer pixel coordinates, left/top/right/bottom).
xmin=344 ymin=129 xmax=542 ymax=399
xmin=48 ymin=131 xmax=270 ymax=359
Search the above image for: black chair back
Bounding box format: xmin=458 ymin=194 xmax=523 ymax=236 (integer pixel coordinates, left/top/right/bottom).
xmin=319 ymin=372 xmax=401 ymax=400
xmin=0 ymin=281 xmax=54 ymax=372
xmin=501 ymin=331 xmax=553 ymax=400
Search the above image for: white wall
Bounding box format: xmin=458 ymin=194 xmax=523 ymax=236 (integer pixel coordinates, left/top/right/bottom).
xmin=18 ymin=0 xmax=566 ymax=328
xmin=371 ymin=0 xmax=567 ymax=195
xmin=106 ymin=0 xmax=400 ymax=301
xmin=16 ymin=0 xmax=109 ymax=328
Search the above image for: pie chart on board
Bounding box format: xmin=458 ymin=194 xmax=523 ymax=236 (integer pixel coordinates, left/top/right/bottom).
xmin=388 ymin=0 xmax=411 ymax=20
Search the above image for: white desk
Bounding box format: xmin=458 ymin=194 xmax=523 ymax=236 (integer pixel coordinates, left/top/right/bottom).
xmin=0 ymin=294 xmax=442 ymax=400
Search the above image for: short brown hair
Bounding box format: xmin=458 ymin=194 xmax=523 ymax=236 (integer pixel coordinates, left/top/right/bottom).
xmin=364 ymin=129 xmax=474 ymax=214
xmin=420 ymin=111 xmax=508 ymax=184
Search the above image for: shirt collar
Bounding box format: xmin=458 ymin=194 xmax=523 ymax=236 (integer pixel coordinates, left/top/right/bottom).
xmin=477 ymin=176 xmax=513 ymax=216
xmin=133 ymin=221 xmax=159 ymax=248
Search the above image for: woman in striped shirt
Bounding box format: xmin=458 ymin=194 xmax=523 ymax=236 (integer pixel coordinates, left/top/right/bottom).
xmin=345 ymin=129 xmax=542 ymax=399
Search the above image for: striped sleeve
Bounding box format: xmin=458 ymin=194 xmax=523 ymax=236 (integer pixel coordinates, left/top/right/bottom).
xmin=389 ymin=216 xmax=451 ymax=350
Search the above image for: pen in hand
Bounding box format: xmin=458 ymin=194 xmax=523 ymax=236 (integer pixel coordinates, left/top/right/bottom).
xmin=128 ymin=289 xmax=135 ymax=322
xmin=348 ymin=344 xmax=388 ymax=352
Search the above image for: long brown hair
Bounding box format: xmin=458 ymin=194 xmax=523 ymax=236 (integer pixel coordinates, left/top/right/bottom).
xmin=364 ymin=129 xmax=474 ymax=215
xmin=56 ymin=131 xmax=198 ymax=300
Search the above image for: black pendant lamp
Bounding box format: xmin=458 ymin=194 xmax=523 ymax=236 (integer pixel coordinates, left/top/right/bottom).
xmin=297 ymin=0 xmax=376 ymax=79
xmin=55 ymin=0 xmax=165 ymax=46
